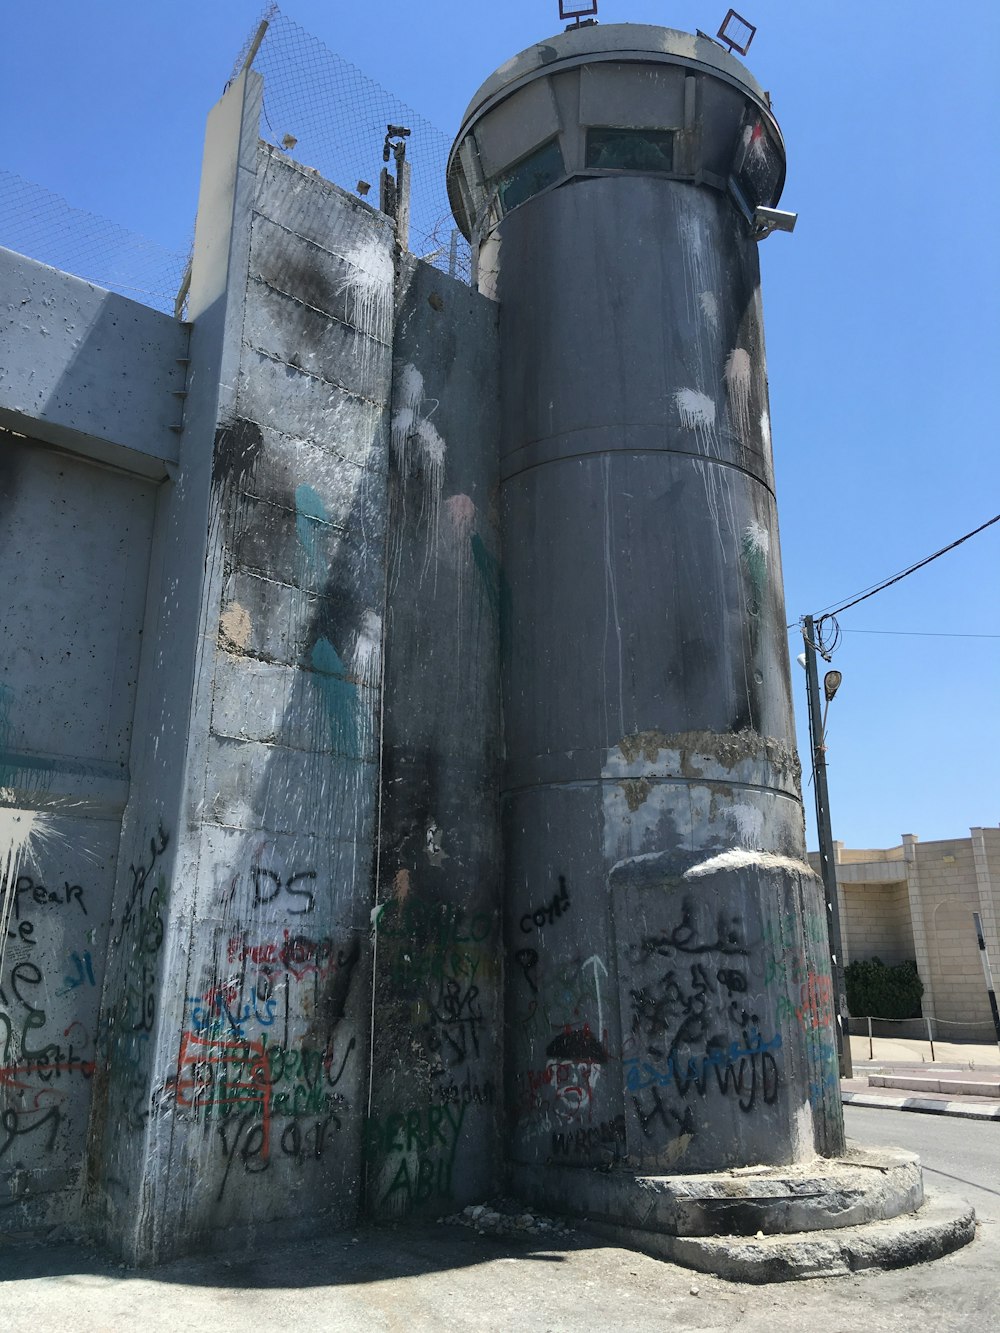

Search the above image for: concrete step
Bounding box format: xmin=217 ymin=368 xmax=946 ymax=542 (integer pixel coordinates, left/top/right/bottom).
xmin=512 ymin=1148 xmax=924 ymax=1239
xmin=869 ymin=1074 xmax=1000 ymax=1096
xmin=587 ymin=1191 xmax=976 ymax=1283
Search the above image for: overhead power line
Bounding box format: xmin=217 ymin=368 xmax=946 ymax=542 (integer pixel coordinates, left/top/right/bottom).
xmin=842 ymin=628 xmax=1000 ymax=640
xmin=813 ymin=511 xmax=1000 ymax=622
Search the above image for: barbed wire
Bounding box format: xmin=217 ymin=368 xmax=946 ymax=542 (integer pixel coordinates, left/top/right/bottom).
xmin=0 ymin=170 xmax=187 ymax=314
xmin=238 ymin=6 xmax=471 ymax=283
xmin=3 ymin=7 xmax=470 ymax=313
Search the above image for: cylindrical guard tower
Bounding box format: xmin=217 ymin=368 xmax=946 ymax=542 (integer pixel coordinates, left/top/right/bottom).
xmin=448 ymin=25 xmax=844 ymax=1198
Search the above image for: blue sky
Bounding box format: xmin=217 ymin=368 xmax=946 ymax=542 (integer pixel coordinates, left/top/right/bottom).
xmin=4 ymin=1 xmax=998 ymax=850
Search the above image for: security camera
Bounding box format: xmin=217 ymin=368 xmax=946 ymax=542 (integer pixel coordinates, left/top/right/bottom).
xmin=753 ymin=205 xmax=798 ymax=239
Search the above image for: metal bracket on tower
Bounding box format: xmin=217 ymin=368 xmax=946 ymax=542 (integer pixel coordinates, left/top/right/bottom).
xmin=380 ymin=124 xmax=411 ymax=251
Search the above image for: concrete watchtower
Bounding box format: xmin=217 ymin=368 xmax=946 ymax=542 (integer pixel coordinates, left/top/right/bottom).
xmin=448 ymin=23 xmax=847 ymax=1204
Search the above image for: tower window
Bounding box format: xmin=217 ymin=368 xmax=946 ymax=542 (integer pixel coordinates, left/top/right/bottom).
xmin=496 ymin=139 xmax=565 ymax=212
xmin=585 ymin=128 xmax=674 ymax=173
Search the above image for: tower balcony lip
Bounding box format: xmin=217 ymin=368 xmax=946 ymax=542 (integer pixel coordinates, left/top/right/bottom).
xmin=447 ymin=24 xmax=783 ymax=242
xmin=453 ymin=23 xmax=773 ymax=149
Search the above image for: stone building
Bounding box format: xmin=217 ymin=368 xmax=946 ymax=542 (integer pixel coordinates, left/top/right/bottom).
xmin=809 ymin=828 xmax=1000 ymax=1038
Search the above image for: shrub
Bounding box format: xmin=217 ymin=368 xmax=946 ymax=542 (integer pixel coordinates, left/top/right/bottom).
xmin=845 ymin=957 xmax=923 ymax=1020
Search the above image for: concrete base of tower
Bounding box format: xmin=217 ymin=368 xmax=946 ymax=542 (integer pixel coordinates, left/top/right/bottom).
xmin=508 ymin=1151 xmax=977 ymax=1282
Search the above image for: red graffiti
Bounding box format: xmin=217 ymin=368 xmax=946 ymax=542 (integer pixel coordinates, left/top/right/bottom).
xmin=796 ymin=972 xmax=833 ymax=1031
xmin=173 ymin=1031 xmax=272 ymax=1158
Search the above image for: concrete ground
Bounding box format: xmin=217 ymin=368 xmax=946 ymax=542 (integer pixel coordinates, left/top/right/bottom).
xmin=848 ymin=1035 xmax=1000 ymax=1068
xmin=844 ymin=1036 xmax=1000 ymax=1120
xmin=0 ymin=1106 xmax=996 ymax=1332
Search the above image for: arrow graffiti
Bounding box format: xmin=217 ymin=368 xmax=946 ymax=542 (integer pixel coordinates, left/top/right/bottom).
xmin=582 ymin=954 xmax=608 ymax=1040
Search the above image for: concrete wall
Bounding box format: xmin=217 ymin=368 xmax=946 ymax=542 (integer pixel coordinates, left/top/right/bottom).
xmin=368 ymin=257 xmax=502 ymax=1220
xmin=0 ymin=238 xmax=191 ymax=1235
xmin=2 ymin=69 xmax=503 ymax=1261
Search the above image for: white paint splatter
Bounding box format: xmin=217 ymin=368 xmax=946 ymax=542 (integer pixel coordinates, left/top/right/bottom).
xmin=679 ymin=209 xmax=721 ymax=336
xmin=743 ymin=520 xmax=770 ymax=564
xmin=415 ymin=418 xmax=446 ymax=577
xmin=396 ymin=363 xmax=424 ymax=413
xmin=794 ymin=1100 xmax=816 ymax=1158
xmin=730 ymin=802 xmax=764 ymax=850
xmin=388 ymin=364 xmax=450 ymax=585
xmin=724 ymin=347 xmax=753 ymax=445
xmin=674 ymin=388 xmax=716 ymax=430
xmin=699 ymin=291 xmax=719 ymax=330
xmin=0 ymin=805 xmax=61 ymax=971
xmin=444 ymin=494 xmax=476 ymax=549
xmin=743 ymin=120 xmax=768 ymax=164
xmin=683 ymin=847 xmax=816 ymax=880
xmin=338 ymin=233 xmax=394 ymax=344
xmin=351 ymin=610 xmax=383 ymax=690
xmin=390 ymin=406 xmax=416 ymax=466
xmin=760 ymin=408 xmax=772 ymax=458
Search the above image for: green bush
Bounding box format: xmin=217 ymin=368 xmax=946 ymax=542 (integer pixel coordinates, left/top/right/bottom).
xmin=845 ymin=957 xmax=923 ymax=1020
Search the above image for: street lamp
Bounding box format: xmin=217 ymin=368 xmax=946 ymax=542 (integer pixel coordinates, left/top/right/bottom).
xmin=801 ymin=617 xmax=853 ymax=1078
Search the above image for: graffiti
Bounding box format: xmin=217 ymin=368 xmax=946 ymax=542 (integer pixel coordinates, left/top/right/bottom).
xmin=216 ymin=1108 xmax=342 ymax=1200
xmin=366 ymin=1102 xmax=467 ymax=1212
xmin=513 ymin=955 xmax=596 ymax=1036
xmin=186 ymin=983 xmax=278 ymax=1039
xmin=10 ymin=876 xmax=86 ymax=919
xmin=55 ymin=950 xmax=96 ymax=998
xmin=114 ymin=825 xmax=168 ymax=952
xmin=0 ymin=1105 xmax=61 ymax=1173
xmin=519 ymin=875 xmax=570 ymax=934
xmin=250 ymin=868 xmax=317 ymax=914
xmin=635 ymin=901 xmax=749 ymax=959
xmin=624 ymin=897 xmax=783 ymax=1142
xmin=375 ymin=897 xmax=492 ymax=947
xmin=173 ymin=1028 xmax=355 ymax=1123
xmin=551 ymin=1114 xmax=626 ymax=1159
xmin=631 ymin=1086 xmax=696 ymax=1140
xmin=806 ymin=1026 xmax=839 ymax=1106
xmin=514 ymin=1027 xmax=606 ymax=1131
xmin=776 ymin=971 xmax=832 ymax=1031
xmin=105 ymin=823 xmax=169 ymax=1135
xmin=226 ymin=930 xmax=353 ymax=984
xmin=430 ymin=1073 xmax=496 ymax=1107
xmin=421 ymin=978 xmax=484 ymax=1069
xmin=625 ymin=1028 xmax=782 ymax=1105
xmin=1 ymin=945 xmax=96 ymax=1123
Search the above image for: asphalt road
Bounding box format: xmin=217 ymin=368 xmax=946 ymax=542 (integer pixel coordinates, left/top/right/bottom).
xmin=844 ymin=1103 xmax=1000 ymax=1223
xmin=0 ymin=1108 xmax=997 ymax=1332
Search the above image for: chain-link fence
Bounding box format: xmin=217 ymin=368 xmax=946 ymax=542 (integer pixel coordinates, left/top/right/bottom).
xmin=2 ymin=6 xmax=469 ymax=314
xmin=236 ymin=5 xmax=470 ymax=283
xmin=0 ymin=170 xmax=188 ymax=315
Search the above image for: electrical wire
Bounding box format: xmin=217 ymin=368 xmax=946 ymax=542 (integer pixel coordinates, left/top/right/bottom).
xmin=786 ymin=627 xmax=1000 ymax=640
xmin=813 ymin=512 xmax=1000 ymax=622
xmin=842 ymin=629 xmax=1000 ymax=640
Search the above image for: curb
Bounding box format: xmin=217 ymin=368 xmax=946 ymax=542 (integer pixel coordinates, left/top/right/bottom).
xmin=842 ymin=1091 xmax=1000 ymax=1122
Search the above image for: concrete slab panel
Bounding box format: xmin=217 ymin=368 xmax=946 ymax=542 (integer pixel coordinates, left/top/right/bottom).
xmin=0 ymin=250 xmax=186 ymax=475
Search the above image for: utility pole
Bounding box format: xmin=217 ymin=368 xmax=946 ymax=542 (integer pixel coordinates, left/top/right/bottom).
xmin=972 ymin=911 xmax=1000 ymax=1055
xmin=803 ymin=615 xmax=853 ymax=1078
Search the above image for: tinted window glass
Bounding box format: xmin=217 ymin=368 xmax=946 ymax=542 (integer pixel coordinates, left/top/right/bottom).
xmin=585 ymin=128 xmax=674 ymax=172
xmin=496 ymin=140 xmax=565 ymax=212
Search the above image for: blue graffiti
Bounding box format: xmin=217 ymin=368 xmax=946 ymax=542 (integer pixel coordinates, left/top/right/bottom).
xmin=625 ymin=1028 xmax=782 ymax=1094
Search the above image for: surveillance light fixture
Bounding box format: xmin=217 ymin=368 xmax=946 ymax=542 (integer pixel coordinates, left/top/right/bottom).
xmin=559 ymin=0 xmax=598 ymax=25
xmin=823 ymin=670 xmax=843 ymax=702
xmin=717 ymin=9 xmax=757 ymax=56
xmin=753 ymin=205 xmax=797 ymax=239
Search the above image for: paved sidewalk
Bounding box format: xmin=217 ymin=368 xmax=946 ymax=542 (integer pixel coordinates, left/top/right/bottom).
xmin=842 ymin=1037 xmax=1000 ymax=1121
